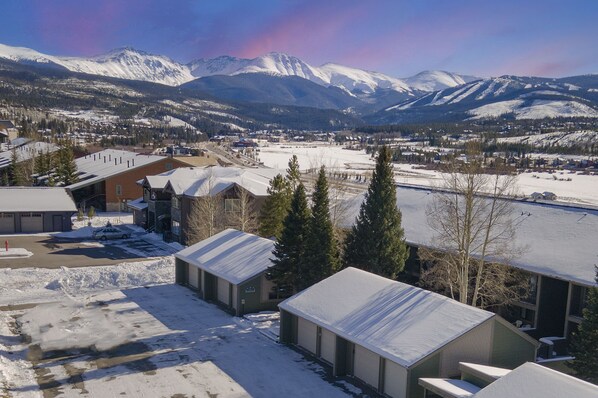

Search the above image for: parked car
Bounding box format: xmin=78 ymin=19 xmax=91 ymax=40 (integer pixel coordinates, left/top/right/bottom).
xmin=92 ymin=226 xmax=130 ymax=240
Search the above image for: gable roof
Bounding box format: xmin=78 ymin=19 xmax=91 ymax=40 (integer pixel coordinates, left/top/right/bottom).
xmin=343 ymin=185 xmax=598 ymax=287
xmin=67 ymin=149 xmax=168 ymax=190
xmin=174 ymin=229 xmax=275 ymax=285
xmin=279 ymin=267 xmax=495 ymax=368
xmin=0 ymin=187 xmax=77 ymax=212
xmin=145 ymin=166 xmax=279 ymax=197
xmin=474 ymin=362 xmax=598 ymax=398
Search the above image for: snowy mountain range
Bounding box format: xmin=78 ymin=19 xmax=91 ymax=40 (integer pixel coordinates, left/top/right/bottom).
xmin=1 ymin=42 xmax=597 ymax=122
xmin=0 ymin=43 xmax=470 ymax=95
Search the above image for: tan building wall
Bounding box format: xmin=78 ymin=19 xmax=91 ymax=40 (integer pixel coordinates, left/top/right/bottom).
xmin=105 ymin=157 xmax=186 ymax=211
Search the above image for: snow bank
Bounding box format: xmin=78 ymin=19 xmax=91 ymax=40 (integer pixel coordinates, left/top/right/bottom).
xmin=45 ymin=258 xmax=174 ymax=296
xmin=0 ymin=257 xmax=174 ymax=306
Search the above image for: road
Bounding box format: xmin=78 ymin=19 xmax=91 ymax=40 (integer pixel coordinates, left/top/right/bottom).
xmin=0 ymin=235 xmax=148 ymax=269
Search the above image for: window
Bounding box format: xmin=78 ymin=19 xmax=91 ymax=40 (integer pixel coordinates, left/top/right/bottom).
xmin=172 ymin=196 xmax=180 ymax=209
xmin=172 ymin=220 xmax=180 ymax=236
xmin=570 ymin=284 xmax=588 ymax=317
xmin=224 ymin=198 xmax=241 ymax=213
xmin=116 ymin=184 xmax=122 ymax=196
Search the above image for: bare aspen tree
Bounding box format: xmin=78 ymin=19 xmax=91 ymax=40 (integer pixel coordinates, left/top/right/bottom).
xmin=186 ymin=174 xmax=225 ymax=244
xmin=419 ymin=146 xmax=529 ymax=309
xmin=227 ymin=186 xmax=258 ymax=233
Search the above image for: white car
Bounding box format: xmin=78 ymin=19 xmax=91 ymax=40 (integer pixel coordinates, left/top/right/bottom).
xmin=92 ymin=227 xmax=130 ymax=240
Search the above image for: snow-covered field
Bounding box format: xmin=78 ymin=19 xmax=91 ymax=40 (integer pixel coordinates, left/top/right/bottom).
xmin=259 ymin=144 xmax=598 ymax=206
xmin=0 ymin=258 xmax=358 ymax=397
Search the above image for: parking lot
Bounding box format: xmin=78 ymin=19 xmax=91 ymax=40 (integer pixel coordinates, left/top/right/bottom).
xmin=0 ymin=233 xmax=178 ymax=269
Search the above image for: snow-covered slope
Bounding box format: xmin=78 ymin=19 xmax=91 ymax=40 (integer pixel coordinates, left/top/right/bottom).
xmin=469 ymin=99 xmax=598 ymax=119
xmin=404 ymin=70 xmax=478 ymax=92
xmin=376 ymin=75 xmax=598 ymax=122
xmin=0 ymin=44 xmax=194 ymax=86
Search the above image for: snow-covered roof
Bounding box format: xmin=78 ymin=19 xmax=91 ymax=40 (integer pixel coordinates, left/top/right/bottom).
xmin=279 ymin=267 xmax=494 ymax=368
xmin=0 ymin=187 xmax=77 ymax=212
xmin=143 ymin=166 xmax=279 ymax=198
xmin=67 ymin=149 xmax=168 ymax=190
xmin=474 ymin=362 xmax=598 ymax=398
xmin=343 ymin=185 xmax=598 ymax=287
xmin=127 ymin=197 xmax=148 ymax=211
xmin=459 ymin=362 xmax=510 ymax=383
xmin=0 ymin=141 xmax=59 ymax=170
xmin=174 ymin=229 xmax=275 ymax=285
xmin=419 ymin=378 xmax=480 ymax=398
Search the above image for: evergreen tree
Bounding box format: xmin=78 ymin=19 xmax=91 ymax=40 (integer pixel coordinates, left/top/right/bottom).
xmin=56 ymin=141 xmax=78 ymax=185
xmin=570 ymin=268 xmax=598 ymax=383
xmin=344 ymin=146 xmax=408 ymax=279
xmin=304 ymin=166 xmax=340 ymax=287
xmin=269 ymin=184 xmax=311 ymax=294
xmin=8 ymin=146 xmax=25 ymax=186
xmin=258 ymin=174 xmax=291 ymax=239
xmin=286 ymin=155 xmax=301 ymax=191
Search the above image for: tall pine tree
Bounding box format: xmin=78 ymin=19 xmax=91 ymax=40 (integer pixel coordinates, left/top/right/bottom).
xmin=56 ymin=141 xmax=78 ymax=185
xmin=344 ymin=145 xmax=408 ymax=279
xmin=286 ymin=154 xmax=301 ymax=191
xmin=269 ymin=183 xmax=311 ymax=294
xmin=258 ymin=173 xmax=291 ymax=239
xmin=569 ymin=268 xmax=598 ymax=383
xmin=303 ymin=166 xmax=340 ymax=287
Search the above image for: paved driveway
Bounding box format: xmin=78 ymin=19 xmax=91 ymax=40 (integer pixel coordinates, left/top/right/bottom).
xmin=0 ymin=235 xmax=153 ymax=269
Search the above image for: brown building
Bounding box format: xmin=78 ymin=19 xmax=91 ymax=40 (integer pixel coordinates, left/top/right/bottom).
xmin=67 ymin=149 xmax=186 ymax=212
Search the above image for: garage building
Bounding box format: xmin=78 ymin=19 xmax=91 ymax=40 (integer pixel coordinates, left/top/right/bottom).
xmin=0 ymin=187 xmax=76 ymax=234
xmin=174 ymin=229 xmax=282 ymax=316
xmin=279 ymin=268 xmax=538 ymax=398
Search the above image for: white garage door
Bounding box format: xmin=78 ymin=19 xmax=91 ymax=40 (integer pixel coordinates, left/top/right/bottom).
xmin=188 ymin=265 xmax=199 ymax=289
xmin=354 ymin=344 xmax=380 ymax=389
xmin=217 ymin=277 xmax=230 ymax=306
xmin=21 ymin=213 xmax=43 ymax=233
xmin=297 ymin=318 xmax=317 ymax=354
xmin=320 ymin=327 xmax=336 ymax=364
xmin=0 ymin=213 xmax=15 ymax=234
xmin=384 ymin=359 xmax=408 ymax=398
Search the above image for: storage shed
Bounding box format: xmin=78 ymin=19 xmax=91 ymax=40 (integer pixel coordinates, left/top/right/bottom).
xmin=474 ymin=362 xmax=598 ymax=398
xmin=279 ymin=268 xmax=538 ymax=398
xmin=0 ymin=187 xmax=76 ymax=233
xmin=174 ymin=229 xmax=281 ymax=316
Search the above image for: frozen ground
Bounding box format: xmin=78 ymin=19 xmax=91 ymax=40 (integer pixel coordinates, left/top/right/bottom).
xmin=259 ymin=144 xmax=598 ymax=206
xmin=0 ymin=258 xmax=360 ymax=397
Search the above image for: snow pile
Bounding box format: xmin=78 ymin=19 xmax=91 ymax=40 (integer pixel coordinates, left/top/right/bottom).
xmin=19 ymin=298 xmax=137 ymax=354
xmin=0 ymin=257 xmax=174 ymax=306
xmin=45 ymin=258 xmax=174 ymax=296
xmin=56 ymin=225 xmax=95 ymax=239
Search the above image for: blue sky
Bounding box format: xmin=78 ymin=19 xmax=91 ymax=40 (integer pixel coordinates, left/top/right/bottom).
xmin=1 ymin=0 xmax=596 ymax=77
